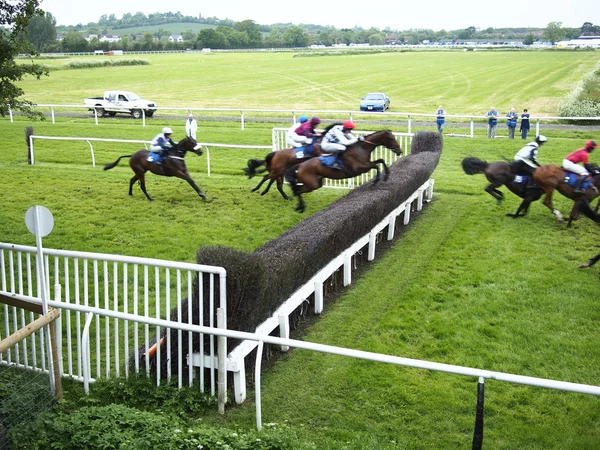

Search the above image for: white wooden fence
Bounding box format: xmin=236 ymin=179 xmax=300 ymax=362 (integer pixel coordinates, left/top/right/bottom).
xmin=27 ymin=134 xmax=271 ymax=171
xmin=0 ymin=243 xmax=227 ymax=396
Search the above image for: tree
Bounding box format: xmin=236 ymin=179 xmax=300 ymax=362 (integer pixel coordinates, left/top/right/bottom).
xmin=543 ymin=21 xmax=566 ymax=44
xmin=523 ymin=33 xmax=534 ymax=46
xmin=234 ymin=20 xmax=262 ymax=47
xmin=283 ymin=26 xmax=309 ymax=47
xmin=61 ymin=31 xmax=88 ymax=52
xmin=0 ymin=0 xmax=48 ymax=118
xmin=26 ymin=11 xmax=56 ymax=52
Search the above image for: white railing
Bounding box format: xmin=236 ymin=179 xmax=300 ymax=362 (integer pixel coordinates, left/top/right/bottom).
xmin=27 ymin=135 xmax=271 ymax=171
xmin=0 ymin=243 xmax=227 ymax=395
xmin=272 ymin=128 xmax=412 ymax=189
xmin=7 ymin=103 xmax=599 ymax=136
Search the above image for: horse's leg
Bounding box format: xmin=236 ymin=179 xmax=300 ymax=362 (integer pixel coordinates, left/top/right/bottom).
xmin=260 ymin=178 xmax=276 ymax=196
xmin=484 ymin=184 xmax=504 ymax=204
xmin=180 ymin=174 xmax=207 ymax=200
xmin=137 ymin=173 xmax=154 ymax=201
xmin=541 ymin=190 xmax=564 ymax=221
xmin=507 ymin=198 xmax=531 ymax=217
xmin=251 ymin=174 xmax=270 ymax=193
xmin=275 ymin=176 xmax=290 ymax=200
xmin=129 ymin=175 xmax=139 ymax=196
xmin=370 ymin=159 xmax=390 ymax=181
xmin=284 ymin=165 xmax=306 ymax=212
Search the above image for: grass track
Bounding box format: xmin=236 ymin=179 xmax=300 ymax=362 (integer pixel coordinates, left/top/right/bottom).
xmin=3 ymin=50 xmax=600 ymax=448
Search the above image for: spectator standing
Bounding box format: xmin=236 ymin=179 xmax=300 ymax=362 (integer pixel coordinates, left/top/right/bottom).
xmin=436 ymin=105 xmax=445 ymax=133
xmin=506 ymin=107 xmax=518 ymax=139
xmin=185 ymin=113 xmax=198 ymax=140
xmin=486 ymin=107 xmax=498 ymax=138
xmin=520 ymin=109 xmax=530 ymax=140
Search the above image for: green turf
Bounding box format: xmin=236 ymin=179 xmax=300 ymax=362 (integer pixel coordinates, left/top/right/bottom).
xmin=3 ymin=50 xmax=600 ymax=449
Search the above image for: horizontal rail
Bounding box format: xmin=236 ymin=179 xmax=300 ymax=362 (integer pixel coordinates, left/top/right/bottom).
xmin=0 ymin=308 xmax=60 ymax=353
xmin=4 ymin=290 xmax=599 ymax=397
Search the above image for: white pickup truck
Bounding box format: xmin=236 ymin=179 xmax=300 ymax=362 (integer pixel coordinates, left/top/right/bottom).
xmin=84 ymin=90 xmax=157 ymax=119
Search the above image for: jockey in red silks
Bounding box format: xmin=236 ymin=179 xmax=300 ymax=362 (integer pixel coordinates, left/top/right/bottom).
xmin=562 ymin=139 xmax=598 ymax=193
xmin=321 ymin=120 xmax=359 ymax=154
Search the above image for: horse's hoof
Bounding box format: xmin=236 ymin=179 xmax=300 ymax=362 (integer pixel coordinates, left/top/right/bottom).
xmin=579 ymin=263 xmax=590 ymax=269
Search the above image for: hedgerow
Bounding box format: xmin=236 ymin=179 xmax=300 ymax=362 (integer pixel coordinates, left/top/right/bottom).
xmin=558 ymin=67 xmax=600 ymax=123
xmin=62 ymin=59 xmax=151 ymax=70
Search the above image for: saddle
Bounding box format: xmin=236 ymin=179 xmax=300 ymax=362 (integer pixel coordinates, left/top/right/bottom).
xmin=294 ymin=143 xmax=317 ymax=160
xmin=318 ymin=154 xmax=346 ymax=172
xmin=563 ymin=172 xmax=593 ymax=191
xmin=146 ymin=151 xmax=164 ymax=163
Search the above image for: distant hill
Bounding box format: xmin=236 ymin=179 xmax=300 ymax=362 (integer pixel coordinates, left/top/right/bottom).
xmin=104 ymin=23 xmax=217 ymax=36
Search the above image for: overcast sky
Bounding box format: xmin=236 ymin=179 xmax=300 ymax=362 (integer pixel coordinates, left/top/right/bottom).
xmin=41 ymin=0 xmax=597 ymax=31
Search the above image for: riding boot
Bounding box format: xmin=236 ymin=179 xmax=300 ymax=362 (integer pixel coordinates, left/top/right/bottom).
xmin=574 ymin=176 xmax=586 ymax=194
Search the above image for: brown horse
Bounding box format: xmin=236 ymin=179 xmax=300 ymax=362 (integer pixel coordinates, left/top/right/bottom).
xmin=461 ymin=157 xmax=544 ymax=217
xmin=533 ymin=163 xmax=600 ymax=225
xmin=243 ymin=124 xmax=342 ymax=200
xmin=243 ymin=143 xmax=322 ymax=200
xmin=284 ymin=130 xmax=402 ymax=213
xmin=103 ymin=136 xmax=207 ymax=201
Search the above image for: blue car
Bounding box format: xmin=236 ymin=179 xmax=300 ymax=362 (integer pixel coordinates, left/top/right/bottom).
xmin=360 ymin=93 xmax=390 ymax=112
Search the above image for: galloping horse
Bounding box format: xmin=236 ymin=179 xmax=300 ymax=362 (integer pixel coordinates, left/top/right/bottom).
xmin=103 ymin=136 xmax=207 ymax=201
xmin=533 ymin=163 xmax=600 ymax=225
xmin=244 ymin=124 xmax=339 ymax=200
xmin=284 ymin=130 xmax=402 ymax=213
xmin=461 ymin=157 xmax=544 ymax=217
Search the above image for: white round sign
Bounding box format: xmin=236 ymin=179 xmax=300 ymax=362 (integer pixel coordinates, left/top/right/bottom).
xmin=25 ymin=206 xmax=54 ymax=237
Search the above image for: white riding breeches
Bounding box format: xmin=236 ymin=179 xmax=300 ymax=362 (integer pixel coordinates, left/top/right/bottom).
xmin=562 ymin=159 xmax=589 ymax=176
xmin=321 ymin=142 xmax=345 ymax=153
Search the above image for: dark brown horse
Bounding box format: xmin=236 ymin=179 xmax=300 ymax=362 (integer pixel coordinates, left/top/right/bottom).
xmin=461 ymin=157 xmax=544 ymax=217
xmin=284 ymin=130 xmax=402 ymax=213
xmin=103 ymin=136 xmax=207 ymax=201
xmin=533 ymin=163 xmax=600 ymax=225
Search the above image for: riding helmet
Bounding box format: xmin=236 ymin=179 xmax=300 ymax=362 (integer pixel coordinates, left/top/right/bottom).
xmin=585 ymin=140 xmax=598 ymax=150
xmin=536 ymin=134 xmax=547 ymax=144
xmin=343 ymin=120 xmax=355 ymax=129
xmin=162 ymin=127 xmax=173 ymax=135
xmin=298 ymin=115 xmax=309 ymax=123
xmin=310 ymin=116 xmax=321 ymax=125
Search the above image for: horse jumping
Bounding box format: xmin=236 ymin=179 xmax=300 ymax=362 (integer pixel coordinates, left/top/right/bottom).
xmin=284 ymin=130 xmax=402 ymax=213
xmin=533 ymin=163 xmax=600 ymax=225
xmin=461 ymin=157 xmax=544 ymax=218
xmin=243 ymin=124 xmax=342 ymax=200
xmin=103 ymin=136 xmax=207 ymax=201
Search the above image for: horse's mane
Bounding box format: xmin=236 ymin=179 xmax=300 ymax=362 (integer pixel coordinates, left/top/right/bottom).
xmin=320 ymin=122 xmax=343 ymax=137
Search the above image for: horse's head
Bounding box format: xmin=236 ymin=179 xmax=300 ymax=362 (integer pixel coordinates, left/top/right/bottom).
xmin=176 ymin=137 xmax=203 ymax=156
xmin=364 ymin=130 xmax=402 ymax=155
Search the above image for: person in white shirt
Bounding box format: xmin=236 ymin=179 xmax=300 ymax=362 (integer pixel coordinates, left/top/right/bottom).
xmin=321 ymin=120 xmax=359 ymax=153
xmin=286 ymin=115 xmax=309 ymax=147
xmin=185 ymin=113 xmax=198 ymax=140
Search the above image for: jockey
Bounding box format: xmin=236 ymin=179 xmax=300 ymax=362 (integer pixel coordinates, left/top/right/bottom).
xmin=321 ymin=120 xmax=359 ymax=154
xmin=286 ymin=115 xmax=310 ymax=148
xmin=562 ymin=139 xmax=598 ymax=193
xmin=294 ymin=116 xmax=321 ymax=143
xmin=150 ymin=127 xmax=176 ymax=160
xmin=513 ymin=134 xmax=547 ymax=180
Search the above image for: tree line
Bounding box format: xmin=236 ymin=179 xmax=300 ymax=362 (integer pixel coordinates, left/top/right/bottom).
xmin=25 ymin=10 xmax=600 ymax=53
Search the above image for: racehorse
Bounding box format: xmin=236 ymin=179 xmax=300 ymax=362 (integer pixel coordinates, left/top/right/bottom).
xmin=461 ymin=157 xmax=544 ymax=218
xmin=284 ymin=130 xmax=402 ymax=213
xmin=243 ymin=124 xmax=340 ymax=200
xmin=103 ymin=136 xmax=207 ymax=201
xmin=533 ymin=163 xmax=600 ymax=225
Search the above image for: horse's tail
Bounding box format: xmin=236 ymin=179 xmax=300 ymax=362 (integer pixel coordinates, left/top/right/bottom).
xmin=104 ymin=155 xmax=133 ymax=171
xmin=462 ymin=157 xmax=489 ymax=175
xmin=243 ymin=158 xmax=266 ymax=178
